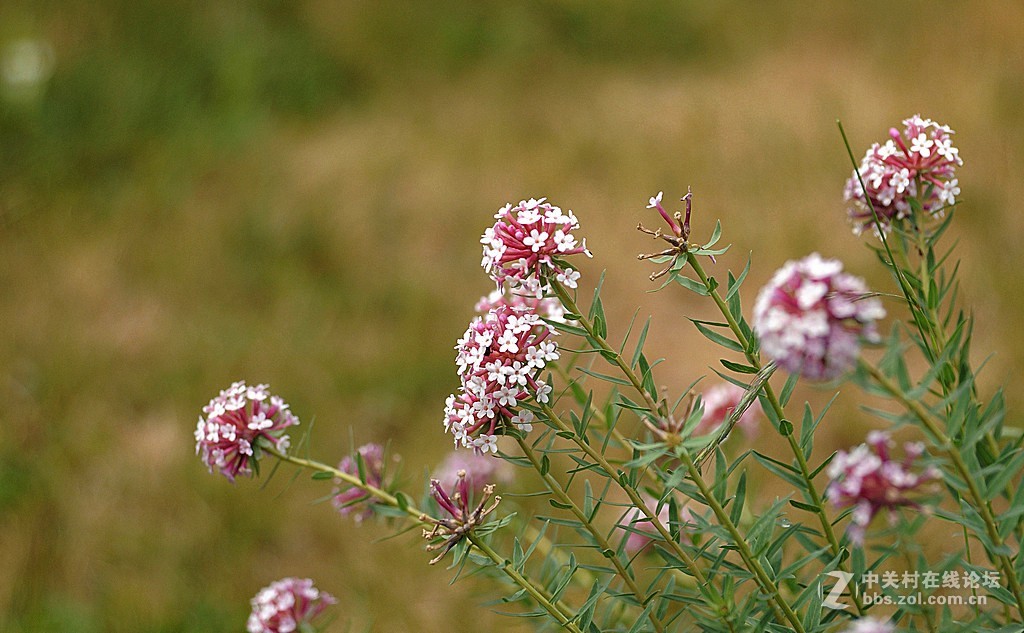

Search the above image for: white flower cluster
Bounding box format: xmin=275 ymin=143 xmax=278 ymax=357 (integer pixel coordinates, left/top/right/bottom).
xmin=443 ymin=305 xmax=559 ymax=452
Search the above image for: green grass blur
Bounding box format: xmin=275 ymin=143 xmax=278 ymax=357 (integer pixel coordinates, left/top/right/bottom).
xmin=1 ymin=2 xmax=1022 ymax=631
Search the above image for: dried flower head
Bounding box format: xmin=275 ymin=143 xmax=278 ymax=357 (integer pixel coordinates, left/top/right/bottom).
xmin=480 ymin=197 xmax=590 ymax=292
xmin=194 ymin=381 xmax=298 ymax=481
xmin=246 ymin=577 xmax=336 ymax=633
xmin=443 ymin=305 xmax=559 ymax=452
xmin=844 ymin=114 xmax=962 ymax=235
xmin=332 ymin=443 xmax=388 ymax=522
xmin=827 ymin=431 xmax=938 ymax=545
xmin=422 ymin=471 xmax=501 ymax=564
xmin=433 ymin=449 xmax=514 ymax=497
xmin=753 ymin=253 xmax=885 ymax=381
xmin=695 ymin=382 xmax=762 ymax=438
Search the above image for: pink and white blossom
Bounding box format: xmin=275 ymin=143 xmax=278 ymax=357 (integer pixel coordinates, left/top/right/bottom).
xmin=194 ymin=381 xmax=298 ymax=481
xmin=444 ymin=305 xmax=559 ymax=451
xmin=246 ymin=577 xmax=336 ymax=633
xmin=481 ymin=198 xmax=591 ymax=292
xmin=694 ymin=382 xmax=762 ymax=438
xmin=844 ymin=114 xmax=962 ymax=234
xmin=753 ymin=254 xmax=885 ymax=381
xmin=332 ymin=443 xmax=387 ymax=522
xmin=827 ymin=431 xmax=938 ymax=545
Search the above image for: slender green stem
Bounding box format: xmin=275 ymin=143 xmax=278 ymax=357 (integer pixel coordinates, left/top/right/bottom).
xmin=468 ymin=534 xmax=584 ymax=633
xmin=859 ymin=359 xmax=1024 ymax=618
xmin=685 ymin=253 xmax=867 ymax=614
xmin=516 ymin=436 xmax=667 ymax=633
xmin=264 ymin=446 xmax=423 ymax=519
xmin=677 ymin=449 xmax=806 ymax=633
xmin=537 ymin=399 xmax=747 ymax=626
xmin=549 ymin=280 xmax=809 ymax=625
xmin=262 ymin=446 xmax=584 ymax=628
xmin=551 ymin=282 xmax=663 ymax=417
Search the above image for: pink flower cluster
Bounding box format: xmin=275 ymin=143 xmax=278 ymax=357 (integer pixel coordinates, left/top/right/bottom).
xmin=443 ymin=305 xmax=559 ymax=452
xmin=844 ymin=114 xmax=962 ymax=234
xmin=247 ymin=577 xmax=336 ymax=633
xmin=332 ymin=443 xmax=386 ymax=522
xmin=194 ymin=381 xmax=298 ymax=481
xmin=827 ymin=431 xmax=938 ymax=544
xmin=694 ymin=382 xmax=762 ymax=438
xmin=753 ymin=253 xmax=885 ymax=381
xmin=481 ymin=197 xmax=590 ymax=293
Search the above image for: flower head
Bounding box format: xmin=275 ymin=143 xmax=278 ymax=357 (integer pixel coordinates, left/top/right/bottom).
xmin=332 ymin=443 xmax=388 ymax=522
xmin=246 ymin=577 xmax=336 ymax=633
xmin=481 ymin=198 xmax=591 ymax=292
xmin=844 ymin=114 xmax=962 ymax=235
xmin=827 ymin=431 xmax=938 ymax=544
xmin=695 ymin=382 xmax=762 ymax=438
xmin=422 ymin=471 xmax=501 ymax=564
xmin=433 ymin=449 xmax=514 ymax=497
xmin=194 ymin=381 xmax=298 ymax=481
xmin=444 ymin=305 xmax=559 ymax=451
xmin=753 ymin=254 xmax=885 ymax=381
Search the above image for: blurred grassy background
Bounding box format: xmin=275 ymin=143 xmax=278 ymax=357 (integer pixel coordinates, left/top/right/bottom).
xmin=1 ymin=1 xmax=1022 ymax=631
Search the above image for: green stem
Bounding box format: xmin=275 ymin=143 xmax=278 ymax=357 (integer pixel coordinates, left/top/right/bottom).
xmin=551 ymin=282 xmax=663 ymax=417
xmin=263 ymin=447 xmax=583 ymax=628
xmin=685 ymin=253 xmax=867 ymax=614
xmin=537 ymin=399 xmax=744 ymax=624
xmin=677 ymin=449 xmax=806 ymax=633
xmin=468 ymin=534 xmax=585 ymax=633
xmin=516 ymin=436 xmax=667 ymax=633
xmin=858 ymin=359 xmax=1024 ymax=618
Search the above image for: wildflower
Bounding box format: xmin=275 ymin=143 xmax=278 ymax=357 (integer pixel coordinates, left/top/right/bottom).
xmin=444 ymin=305 xmax=559 ymax=450
xmin=621 ymin=497 xmax=692 ymax=555
xmin=827 ymin=431 xmax=938 ymax=545
xmin=695 ymin=382 xmax=762 ymax=438
xmin=753 ymin=254 xmax=885 ymax=381
xmin=422 ymin=471 xmax=501 ymax=564
xmin=481 ymin=197 xmax=590 ymax=292
xmin=840 ymin=617 xmax=895 ymax=633
xmin=246 ymin=577 xmax=336 ymax=633
xmin=332 ymin=443 xmax=387 ymax=522
xmin=844 ymin=114 xmax=962 ymax=234
xmin=433 ymin=449 xmax=514 ymax=497
xmin=194 ymin=381 xmax=298 ymax=482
